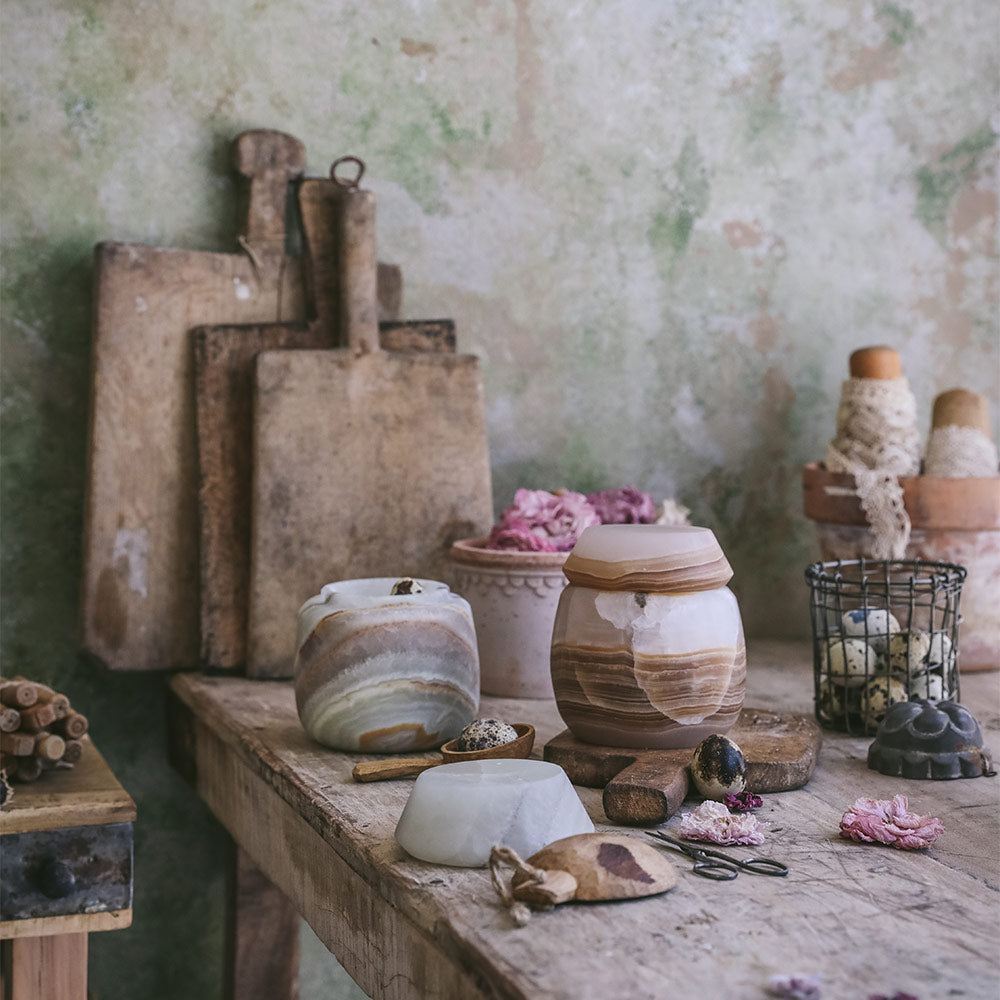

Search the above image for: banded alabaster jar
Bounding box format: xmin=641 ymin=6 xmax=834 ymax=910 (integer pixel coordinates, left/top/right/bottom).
xmin=293 ymin=578 xmax=479 ymax=752
xmin=550 ymin=525 xmax=746 ymax=749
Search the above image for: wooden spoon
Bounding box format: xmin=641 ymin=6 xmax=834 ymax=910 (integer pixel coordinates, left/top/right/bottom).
xmin=351 ymin=724 xmax=535 ymax=782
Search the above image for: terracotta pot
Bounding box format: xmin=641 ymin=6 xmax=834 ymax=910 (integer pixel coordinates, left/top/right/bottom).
xmin=802 ymin=462 xmax=1000 ymax=671
xmin=448 ymin=538 xmax=569 ymax=698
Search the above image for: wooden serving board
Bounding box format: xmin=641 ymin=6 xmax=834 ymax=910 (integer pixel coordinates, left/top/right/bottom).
xmin=544 ymin=707 xmax=822 ymax=825
xmin=193 ymin=175 xmax=445 ymax=672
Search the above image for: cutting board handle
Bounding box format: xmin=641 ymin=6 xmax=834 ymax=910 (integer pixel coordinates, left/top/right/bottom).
xmin=233 ymin=130 xmax=307 ymax=250
xmin=331 ymin=156 xmax=381 ymax=355
xmin=603 ymin=756 xmax=690 ymax=826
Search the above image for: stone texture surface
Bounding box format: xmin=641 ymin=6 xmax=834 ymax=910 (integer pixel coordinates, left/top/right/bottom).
xmin=1 ymin=2 xmax=997 ymax=997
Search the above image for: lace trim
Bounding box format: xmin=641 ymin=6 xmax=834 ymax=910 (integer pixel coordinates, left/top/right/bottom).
xmin=824 ymin=377 xmax=921 ymax=560
xmin=924 ymin=424 xmax=999 ymax=478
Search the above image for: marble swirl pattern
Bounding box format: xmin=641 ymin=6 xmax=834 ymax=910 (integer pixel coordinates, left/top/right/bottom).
xmin=551 ymin=586 xmax=746 ymax=749
xmin=294 ymin=600 xmax=479 ymax=752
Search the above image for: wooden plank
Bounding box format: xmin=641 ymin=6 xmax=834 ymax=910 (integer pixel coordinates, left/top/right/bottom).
xmin=0 ymin=911 xmax=131 ymax=942
xmin=167 ymin=641 xmax=1000 ymax=1000
xmin=0 ymin=933 xmax=87 ymax=999
xmin=0 ymin=740 xmax=135 ymax=835
xmin=224 ymin=847 xmax=299 ymax=1000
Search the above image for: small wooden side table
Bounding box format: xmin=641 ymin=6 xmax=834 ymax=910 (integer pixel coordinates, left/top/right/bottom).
xmin=0 ymin=738 xmax=136 ymax=1000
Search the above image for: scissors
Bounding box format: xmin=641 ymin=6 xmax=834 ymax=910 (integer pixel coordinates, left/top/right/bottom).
xmin=645 ymin=830 xmax=789 ymax=881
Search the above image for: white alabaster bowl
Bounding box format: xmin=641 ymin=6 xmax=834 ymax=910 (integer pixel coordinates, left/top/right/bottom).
xmin=394 ymin=758 xmax=594 ymax=868
xmin=293 ymin=578 xmax=479 ymax=753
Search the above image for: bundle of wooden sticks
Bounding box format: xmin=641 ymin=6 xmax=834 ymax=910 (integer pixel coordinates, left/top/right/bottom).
xmin=0 ymin=676 xmax=89 ymax=783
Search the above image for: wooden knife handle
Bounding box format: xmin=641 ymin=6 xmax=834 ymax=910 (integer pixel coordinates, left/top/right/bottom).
xmin=351 ymin=757 xmax=443 ymax=782
xmin=232 ymin=130 xmax=307 ymax=248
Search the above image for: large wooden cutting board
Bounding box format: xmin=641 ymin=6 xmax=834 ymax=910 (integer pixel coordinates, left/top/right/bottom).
xmin=544 ymin=707 xmax=823 ymax=825
xmin=80 ymin=132 xmax=404 ymax=673
xmin=245 ymin=177 xmax=493 ymax=678
xmin=80 ymin=130 xmax=310 ymax=673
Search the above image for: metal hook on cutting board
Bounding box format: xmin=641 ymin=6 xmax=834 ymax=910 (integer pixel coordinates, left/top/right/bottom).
xmin=330 ymin=155 xmax=366 ymax=189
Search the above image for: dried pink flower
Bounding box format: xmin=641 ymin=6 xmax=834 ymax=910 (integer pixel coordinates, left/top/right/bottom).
xmin=485 ymin=488 xmax=600 ymax=552
xmin=586 ymin=486 xmax=658 ymax=524
xmin=678 ymin=799 xmax=768 ymax=846
xmin=724 ymin=790 xmax=763 ymax=812
xmin=839 ymin=795 xmax=943 ymax=850
xmin=766 ymin=973 xmax=822 ymax=999
xmin=485 ymin=519 xmax=559 ymax=552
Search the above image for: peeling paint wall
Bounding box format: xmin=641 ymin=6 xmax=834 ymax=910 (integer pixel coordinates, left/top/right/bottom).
xmin=1 ymin=2 xmax=997 ymax=997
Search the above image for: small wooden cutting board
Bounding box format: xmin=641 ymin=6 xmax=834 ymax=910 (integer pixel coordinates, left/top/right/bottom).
xmin=544 ymin=707 xmax=822 ymax=825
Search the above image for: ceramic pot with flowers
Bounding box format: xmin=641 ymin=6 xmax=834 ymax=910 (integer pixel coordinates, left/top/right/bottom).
xmin=448 ymin=487 xmax=691 ymax=699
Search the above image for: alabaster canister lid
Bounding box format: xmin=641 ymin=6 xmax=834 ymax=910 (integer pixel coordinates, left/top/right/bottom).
xmin=562 ymin=524 xmax=733 ymax=593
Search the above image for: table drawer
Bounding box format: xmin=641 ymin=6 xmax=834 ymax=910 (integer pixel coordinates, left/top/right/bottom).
xmin=0 ymin=822 xmax=133 ymax=922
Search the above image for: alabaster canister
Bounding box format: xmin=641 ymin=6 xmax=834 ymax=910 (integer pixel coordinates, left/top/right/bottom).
xmin=293 ymin=578 xmax=479 ymax=752
xmin=551 ymin=525 xmax=746 ymax=749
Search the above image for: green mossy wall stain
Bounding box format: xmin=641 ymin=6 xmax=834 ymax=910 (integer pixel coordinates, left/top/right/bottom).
xmin=876 ymin=3 xmax=919 ymax=47
xmin=647 ymin=135 xmax=710 ymax=259
xmin=915 ymin=123 xmax=997 ymax=244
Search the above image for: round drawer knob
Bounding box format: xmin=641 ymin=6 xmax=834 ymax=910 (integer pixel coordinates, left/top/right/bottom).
xmin=37 ymin=858 xmax=76 ymax=899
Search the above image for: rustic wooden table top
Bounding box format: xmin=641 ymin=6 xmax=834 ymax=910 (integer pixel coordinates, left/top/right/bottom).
xmin=167 ymin=640 xmax=1000 ymax=1000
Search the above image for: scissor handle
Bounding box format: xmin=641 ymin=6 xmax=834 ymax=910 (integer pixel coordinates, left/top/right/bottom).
xmin=737 ymin=856 xmax=789 ymax=877
xmin=691 ymin=859 xmax=739 ymax=881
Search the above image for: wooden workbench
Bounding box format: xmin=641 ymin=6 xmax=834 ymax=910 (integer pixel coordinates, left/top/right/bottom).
xmin=166 ymin=640 xmax=1000 ymax=1000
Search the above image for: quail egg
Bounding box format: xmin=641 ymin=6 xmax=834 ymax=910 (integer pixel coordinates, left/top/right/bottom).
xmin=453 ymin=718 xmax=518 ymax=752
xmin=390 ymin=577 xmax=424 ymax=595
xmin=926 ymin=631 xmax=954 ymax=669
xmin=841 ymin=608 xmax=900 ymax=653
xmin=888 ymin=631 xmax=932 ymax=676
xmin=862 ymin=675 xmax=907 ymax=729
xmin=909 ymin=673 xmax=946 ymax=702
xmin=690 ymin=734 xmax=748 ymax=800
xmin=825 ymin=637 xmax=878 ymax=686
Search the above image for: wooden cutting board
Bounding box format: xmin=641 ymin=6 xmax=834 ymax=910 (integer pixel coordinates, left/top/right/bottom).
xmin=245 ymin=171 xmax=493 ymax=678
xmin=544 ymin=707 xmax=822 ymax=825
xmin=81 ymin=130 xmax=309 ymax=673
xmin=80 ymin=131 xmax=402 ymax=673
xmin=195 ymin=170 xmax=458 ymax=672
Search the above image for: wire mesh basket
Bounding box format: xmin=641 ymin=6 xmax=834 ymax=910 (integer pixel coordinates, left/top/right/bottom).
xmin=805 ymin=558 xmax=966 ymax=735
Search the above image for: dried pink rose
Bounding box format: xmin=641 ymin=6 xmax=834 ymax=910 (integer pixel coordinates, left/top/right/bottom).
xmin=485 ymin=519 xmax=559 ymax=552
xmin=724 ymin=790 xmax=763 ymax=812
xmin=586 ymin=486 xmax=658 ymax=524
xmin=678 ymin=799 xmax=768 ymax=846
xmin=766 ymin=973 xmax=822 ymax=999
xmin=485 ymin=488 xmax=600 ymax=552
xmin=839 ymin=795 xmax=943 ymax=850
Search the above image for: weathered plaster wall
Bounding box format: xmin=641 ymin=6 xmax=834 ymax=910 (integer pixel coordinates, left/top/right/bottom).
xmin=1 ymin=2 xmax=997 ymax=997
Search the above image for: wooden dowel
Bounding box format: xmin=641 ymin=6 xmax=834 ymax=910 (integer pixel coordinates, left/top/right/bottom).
xmin=34 ymin=732 xmax=66 ymax=762
xmin=61 ymin=739 xmax=83 ymax=765
xmin=0 ymin=706 xmax=21 ymax=732
xmin=1 ymin=731 xmax=36 ymax=756
xmin=54 ymin=710 xmax=88 ymax=740
xmin=0 ymin=680 xmax=38 ymax=709
xmin=351 ymin=757 xmax=443 ymax=782
xmin=17 ymin=702 xmax=57 ymax=732
xmin=931 ymin=388 xmax=992 ymax=437
xmin=849 ymin=346 xmax=903 ymax=380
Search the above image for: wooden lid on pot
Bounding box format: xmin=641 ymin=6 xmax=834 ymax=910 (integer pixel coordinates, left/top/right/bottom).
xmin=562 ymin=525 xmax=733 ymax=593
